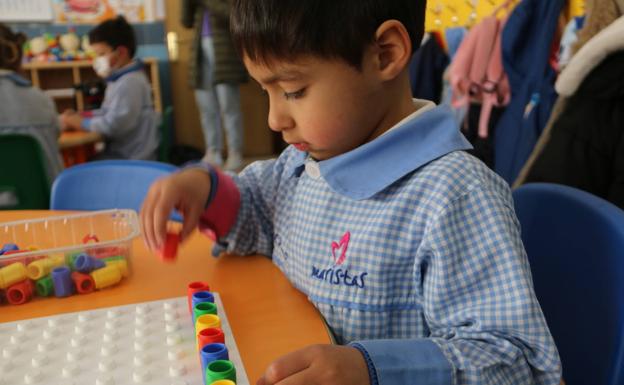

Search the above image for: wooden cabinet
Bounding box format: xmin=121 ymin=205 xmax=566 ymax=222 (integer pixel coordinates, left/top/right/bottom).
xmin=21 ymin=58 xmax=162 ymax=113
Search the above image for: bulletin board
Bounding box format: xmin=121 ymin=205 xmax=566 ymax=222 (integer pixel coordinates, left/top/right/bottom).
xmin=0 ymin=0 xmax=164 ymax=24
xmin=52 ymin=0 xmax=164 ymax=24
xmin=0 ymin=0 xmax=54 ymax=22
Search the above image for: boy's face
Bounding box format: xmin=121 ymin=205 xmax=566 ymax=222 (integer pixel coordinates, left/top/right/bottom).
xmin=244 ymin=54 xmax=390 ymax=161
xmin=90 ymin=42 xmax=123 ymax=70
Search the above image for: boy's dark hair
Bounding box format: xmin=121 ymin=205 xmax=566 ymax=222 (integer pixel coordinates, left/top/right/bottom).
xmin=88 ymin=15 xmax=136 ymax=57
xmin=231 ymin=0 xmax=426 ymax=69
xmin=0 ymin=23 xmax=26 ymax=71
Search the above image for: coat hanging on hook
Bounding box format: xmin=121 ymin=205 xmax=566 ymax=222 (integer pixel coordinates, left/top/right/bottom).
xmin=493 ymin=0 xmax=566 ymax=184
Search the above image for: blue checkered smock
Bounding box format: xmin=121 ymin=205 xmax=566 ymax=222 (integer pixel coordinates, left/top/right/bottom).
xmin=211 ymin=104 xmax=562 ymax=385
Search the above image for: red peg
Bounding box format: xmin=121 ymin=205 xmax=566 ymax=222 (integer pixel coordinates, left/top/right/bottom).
xmin=198 ymin=327 xmax=225 ymax=350
xmin=71 ymin=271 xmax=95 ymax=294
xmin=158 ymin=232 xmax=179 ymax=262
xmin=6 ymin=280 xmax=35 ymax=305
xmin=187 ymin=281 xmax=210 ymax=314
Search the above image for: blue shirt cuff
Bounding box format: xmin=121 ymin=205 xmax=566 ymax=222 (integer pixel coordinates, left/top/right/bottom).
xmin=350 ymin=343 xmax=380 ymax=385
xmin=349 ymin=339 xmax=453 ymax=385
xmin=80 ymin=117 xmax=92 ymax=130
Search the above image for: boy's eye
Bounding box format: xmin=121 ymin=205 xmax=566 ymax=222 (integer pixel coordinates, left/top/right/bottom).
xmin=283 ymin=88 xmax=306 ymax=100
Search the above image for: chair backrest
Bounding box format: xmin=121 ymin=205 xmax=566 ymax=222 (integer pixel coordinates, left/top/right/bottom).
xmin=513 ymin=183 xmax=624 ymax=385
xmin=0 ymin=134 xmax=50 ymax=210
xmin=158 ymin=106 xmax=173 ymax=163
xmin=50 ymin=160 xmax=177 ymax=213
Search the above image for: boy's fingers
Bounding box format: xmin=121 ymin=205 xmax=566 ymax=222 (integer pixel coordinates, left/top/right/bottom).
xmin=139 ymin=188 xmax=152 ymax=248
xmin=140 ymin=186 xmax=160 ymax=251
xmin=179 ymin=204 xmax=202 ymax=242
xmin=262 ymin=350 xmax=312 ymax=385
xmin=261 ymin=367 xmax=312 ymax=385
xmin=153 ymin=190 xmax=175 ymax=249
xmin=270 ymin=369 xmax=313 ymax=385
xmin=141 ymin=172 xmax=207 ymax=251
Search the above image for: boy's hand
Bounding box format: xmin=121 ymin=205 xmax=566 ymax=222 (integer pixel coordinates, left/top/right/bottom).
xmin=257 ymin=345 xmax=371 ymax=385
xmin=140 ymin=168 xmax=212 ymax=251
xmin=59 ymin=110 xmax=81 ymax=130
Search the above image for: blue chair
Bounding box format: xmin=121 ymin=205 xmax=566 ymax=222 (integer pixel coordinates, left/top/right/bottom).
xmin=513 ymin=183 xmax=624 ymax=385
xmin=50 ymin=160 xmax=178 ymax=214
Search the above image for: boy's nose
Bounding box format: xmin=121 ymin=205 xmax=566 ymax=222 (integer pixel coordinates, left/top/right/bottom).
xmin=267 ymin=102 xmax=294 ymax=132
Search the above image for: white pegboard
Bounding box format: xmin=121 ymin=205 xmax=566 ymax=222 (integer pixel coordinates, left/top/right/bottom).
xmin=0 ymin=295 xmax=249 ymax=385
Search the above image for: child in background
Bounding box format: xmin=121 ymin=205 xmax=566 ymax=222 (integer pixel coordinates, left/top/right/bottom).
xmin=60 ymin=16 xmax=159 ymax=160
xmin=141 ymin=1 xmax=562 ymax=384
xmin=0 ymin=23 xmax=63 ymax=181
xmin=182 ymin=0 xmax=247 ymax=171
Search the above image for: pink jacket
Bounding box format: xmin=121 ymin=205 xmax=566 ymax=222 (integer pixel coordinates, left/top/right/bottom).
xmin=449 ymin=15 xmax=510 ymax=138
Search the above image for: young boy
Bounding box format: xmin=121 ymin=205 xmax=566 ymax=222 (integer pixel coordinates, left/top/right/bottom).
xmin=141 ymin=1 xmax=562 ymax=384
xmin=60 ymin=16 xmax=159 ymax=160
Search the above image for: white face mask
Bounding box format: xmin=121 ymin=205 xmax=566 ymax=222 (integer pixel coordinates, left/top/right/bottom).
xmin=93 ymin=55 xmax=111 ymax=78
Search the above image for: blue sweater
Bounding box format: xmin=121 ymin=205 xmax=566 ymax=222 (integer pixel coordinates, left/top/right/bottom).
xmin=82 ymin=60 xmax=159 ymax=160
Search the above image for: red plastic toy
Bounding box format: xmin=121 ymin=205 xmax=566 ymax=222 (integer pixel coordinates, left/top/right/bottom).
xmin=6 ymin=279 xmax=35 ymax=305
xmin=158 ymin=232 xmax=180 ymax=262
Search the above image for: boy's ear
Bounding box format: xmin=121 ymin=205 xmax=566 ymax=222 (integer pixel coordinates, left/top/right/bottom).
xmin=372 ymin=20 xmax=412 ymax=80
xmin=116 ymin=45 xmax=130 ymax=59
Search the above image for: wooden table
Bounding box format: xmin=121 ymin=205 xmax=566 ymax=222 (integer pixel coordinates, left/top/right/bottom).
xmin=0 ymin=210 xmax=331 ymax=382
xmin=58 ymin=130 xmax=103 ymax=166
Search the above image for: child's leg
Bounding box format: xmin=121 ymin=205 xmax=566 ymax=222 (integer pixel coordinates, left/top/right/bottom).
xmin=215 ymin=83 xmax=243 ymax=170
xmin=195 ymin=87 xmax=223 ymax=164
xmin=195 ymin=36 xmax=223 ymax=165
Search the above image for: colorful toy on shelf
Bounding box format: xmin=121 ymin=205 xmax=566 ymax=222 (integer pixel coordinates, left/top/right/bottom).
xmin=23 ymin=30 xmax=93 ymax=63
xmin=81 ymin=34 xmax=96 ymax=59
xmin=23 ymin=36 xmax=47 ymax=62
xmin=0 ymin=295 xmax=250 ymax=384
xmin=59 ymin=29 xmax=89 ymax=61
xmin=59 ymin=30 xmax=79 ymax=52
xmin=46 ymin=31 xmax=62 ymax=61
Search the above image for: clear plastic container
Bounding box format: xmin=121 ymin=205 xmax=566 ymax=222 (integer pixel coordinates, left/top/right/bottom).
xmin=0 ymin=209 xmax=140 ymax=304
